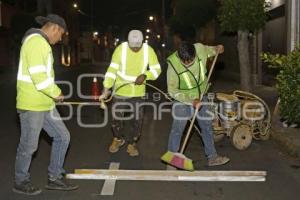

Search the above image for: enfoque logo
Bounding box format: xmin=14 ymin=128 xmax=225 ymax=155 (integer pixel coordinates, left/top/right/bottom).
xmin=51 ymin=73 xmax=266 ymax=128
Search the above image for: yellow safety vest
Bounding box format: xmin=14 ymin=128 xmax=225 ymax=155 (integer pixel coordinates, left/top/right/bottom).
xmin=103 ymin=42 xmax=161 ymax=97
xmin=16 ymin=33 xmax=61 ymax=111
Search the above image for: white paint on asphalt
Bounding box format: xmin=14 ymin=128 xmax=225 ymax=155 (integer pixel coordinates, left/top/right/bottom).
xmin=100 ymin=162 xmax=120 ymax=195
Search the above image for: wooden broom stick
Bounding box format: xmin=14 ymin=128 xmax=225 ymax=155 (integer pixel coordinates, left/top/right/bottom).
xmin=179 ymin=51 xmax=219 ymax=154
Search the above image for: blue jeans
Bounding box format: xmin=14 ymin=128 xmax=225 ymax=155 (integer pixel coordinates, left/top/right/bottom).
xmin=15 ymin=108 xmax=70 ymax=184
xmin=168 ymin=98 xmax=217 ymax=159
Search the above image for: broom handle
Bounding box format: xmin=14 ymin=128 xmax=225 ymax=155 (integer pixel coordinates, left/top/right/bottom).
xmin=179 ymin=51 xmax=219 ymax=154
xmin=60 ymin=101 xmax=97 ymax=105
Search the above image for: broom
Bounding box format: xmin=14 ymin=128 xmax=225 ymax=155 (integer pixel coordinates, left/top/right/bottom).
xmin=161 ymin=51 xmax=219 ymax=171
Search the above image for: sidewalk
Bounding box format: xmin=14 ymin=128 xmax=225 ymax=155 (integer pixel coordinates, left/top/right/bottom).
xmin=246 ymin=85 xmax=300 ymax=159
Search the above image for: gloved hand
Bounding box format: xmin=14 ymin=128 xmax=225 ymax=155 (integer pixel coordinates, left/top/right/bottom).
xmin=192 ymin=98 xmax=201 ymax=110
xmin=215 ymin=45 xmax=224 ymax=54
xmin=54 ymin=93 xmax=64 ymax=103
xmin=99 ymin=88 xmax=111 ymax=101
xmin=135 ymin=74 xmax=147 ymax=85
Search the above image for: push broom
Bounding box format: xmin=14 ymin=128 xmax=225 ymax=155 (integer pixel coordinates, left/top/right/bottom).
xmin=161 ymin=51 xmax=220 ymax=171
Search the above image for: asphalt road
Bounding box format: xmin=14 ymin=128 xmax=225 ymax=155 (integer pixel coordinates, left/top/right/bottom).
xmin=0 ymin=65 xmax=299 ymax=200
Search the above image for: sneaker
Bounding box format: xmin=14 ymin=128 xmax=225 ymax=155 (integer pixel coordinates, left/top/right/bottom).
xmin=45 ymin=177 xmax=78 ymax=191
xmin=13 ymin=181 xmax=42 ymax=195
xmin=208 ymin=155 xmax=230 ymax=166
xmin=109 ymin=137 xmax=125 ymax=153
xmin=127 ymin=143 xmax=139 ymax=156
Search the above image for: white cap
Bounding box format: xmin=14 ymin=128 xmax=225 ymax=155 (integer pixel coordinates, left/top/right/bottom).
xmin=128 ymin=30 xmax=143 ymax=48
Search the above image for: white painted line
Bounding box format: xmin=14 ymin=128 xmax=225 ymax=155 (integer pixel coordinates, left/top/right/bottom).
xmin=66 ymin=169 xmax=267 ymax=182
xmin=100 ymin=162 xmax=120 ymax=195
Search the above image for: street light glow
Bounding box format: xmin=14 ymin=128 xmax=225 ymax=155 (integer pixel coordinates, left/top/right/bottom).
xmin=157 ymin=34 xmax=161 ymax=39
xmin=149 ymin=16 xmax=154 ymax=21
xmin=146 ymin=35 xmax=149 ymax=39
xmin=162 ymin=43 xmax=166 ymax=47
xmin=73 ymin=3 xmax=78 ymax=8
xmin=146 ymin=29 xmax=150 ymax=33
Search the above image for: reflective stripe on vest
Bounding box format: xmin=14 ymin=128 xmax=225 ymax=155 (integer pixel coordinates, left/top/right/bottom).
xmin=17 ymin=34 xmax=40 ymax=82
xmin=182 ymin=73 xmax=193 ymax=89
xmin=200 ymin=61 xmax=205 ymax=82
xmin=17 ymin=34 xmax=53 ymax=85
xmin=119 ymin=42 xmax=149 ymax=81
xmin=168 ymin=56 xmax=206 ymax=90
xmin=142 ymin=43 xmax=148 ymax=73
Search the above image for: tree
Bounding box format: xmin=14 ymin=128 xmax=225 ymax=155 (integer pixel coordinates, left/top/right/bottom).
xmin=218 ymin=0 xmax=268 ymax=91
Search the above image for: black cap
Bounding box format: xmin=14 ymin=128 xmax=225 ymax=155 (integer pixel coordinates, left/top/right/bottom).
xmin=35 ymin=14 xmax=67 ymax=31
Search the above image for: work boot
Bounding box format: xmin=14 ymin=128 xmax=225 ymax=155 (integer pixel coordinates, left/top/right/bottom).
xmin=13 ymin=181 xmax=42 ymax=195
xmin=208 ymin=155 xmax=230 ymax=167
xmin=45 ymin=177 xmax=78 ymax=191
xmin=127 ymin=143 xmax=139 ymax=156
xmin=109 ymin=137 xmax=125 ymax=153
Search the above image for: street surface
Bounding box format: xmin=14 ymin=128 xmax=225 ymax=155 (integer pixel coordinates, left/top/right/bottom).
xmin=0 ymin=65 xmax=299 ymax=200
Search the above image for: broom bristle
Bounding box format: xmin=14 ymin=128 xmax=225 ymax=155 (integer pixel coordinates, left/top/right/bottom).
xmin=161 ymin=151 xmax=174 ymax=163
xmin=161 ymin=151 xmax=194 ymax=171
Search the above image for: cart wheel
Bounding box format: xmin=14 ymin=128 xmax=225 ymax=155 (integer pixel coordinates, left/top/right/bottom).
xmin=233 ymin=90 xmax=272 ymax=141
xmin=230 ymin=124 xmax=252 ymax=150
xmin=214 ymin=133 xmax=225 ymax=142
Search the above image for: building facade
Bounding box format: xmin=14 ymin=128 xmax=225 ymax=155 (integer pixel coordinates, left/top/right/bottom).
xmin=254 ymin=0 xmax=300 ymax=86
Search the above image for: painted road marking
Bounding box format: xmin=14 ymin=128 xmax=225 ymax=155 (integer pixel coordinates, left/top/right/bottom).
xmin=100 ymin=162 xmax=120 ymax=195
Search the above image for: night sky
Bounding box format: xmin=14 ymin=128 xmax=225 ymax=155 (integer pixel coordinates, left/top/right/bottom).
xmin=78 ymin=0 xmax=172 ymax=32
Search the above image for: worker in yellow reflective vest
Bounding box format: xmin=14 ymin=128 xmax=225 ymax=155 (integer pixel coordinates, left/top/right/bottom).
xmin=99 ymin=30 xmax=161 ymax=156
xmin=14 ymin=14 xmax=78 ymax=195
xmin=166 ymin=42 xmax=230 ymax=168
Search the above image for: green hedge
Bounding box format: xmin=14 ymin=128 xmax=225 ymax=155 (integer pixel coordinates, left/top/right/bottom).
xmin=262 ymin=45 xmax=300 ymax=125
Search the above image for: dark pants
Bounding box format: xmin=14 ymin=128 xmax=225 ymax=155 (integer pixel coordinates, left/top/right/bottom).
xmin=111 ymin=96 xmax=145 ymax=144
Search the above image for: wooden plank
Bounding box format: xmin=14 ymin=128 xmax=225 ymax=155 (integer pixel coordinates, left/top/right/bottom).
xmin=100 ymin=163 xmax=120 ymax=196
xmin=74 ymin=169 xmax=266 ymax=176
xmin=66 ymin=169 xmax=266 ymax=182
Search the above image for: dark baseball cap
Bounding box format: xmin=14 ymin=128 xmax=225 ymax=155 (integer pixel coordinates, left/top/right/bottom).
xmin=35 ymin=14 xmax=67 ymax=31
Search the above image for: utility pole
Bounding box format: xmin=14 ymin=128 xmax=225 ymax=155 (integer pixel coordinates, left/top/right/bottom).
xmin=91 ymin=0 xmax=94 ymax=64
xmin=0 ymin=1 xmax=2 ymax=27
xmin=91 ymin=0 xmax=94 ymax=31
xmin=286 ymin=0 xmax=300 ymax=52
xmin=161 ymin=0 xmax=166 ymax=59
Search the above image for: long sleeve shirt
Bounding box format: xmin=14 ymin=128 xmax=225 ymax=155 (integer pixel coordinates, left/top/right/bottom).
xmin=103 ymin=42 xmax=161 ymax=97
xmin=167 ymin=43 xmax=216 ymax=104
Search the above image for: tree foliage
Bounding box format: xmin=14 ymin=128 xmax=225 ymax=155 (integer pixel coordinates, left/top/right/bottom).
xmin=262 ymin=45 xmax=300 ymax=124
xmin=218 ymin=0 xmax=268 ymax=32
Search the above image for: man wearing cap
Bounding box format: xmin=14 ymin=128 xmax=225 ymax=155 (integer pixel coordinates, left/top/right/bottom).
xmin=99 ymin=30 xmax=161 ymax=156
xmin=13 ymin=14 xmax=78 ymax=195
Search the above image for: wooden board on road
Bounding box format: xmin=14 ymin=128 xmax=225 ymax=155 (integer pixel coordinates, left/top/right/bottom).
xmin=67 ymin=169 xmax=266 ymax=182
